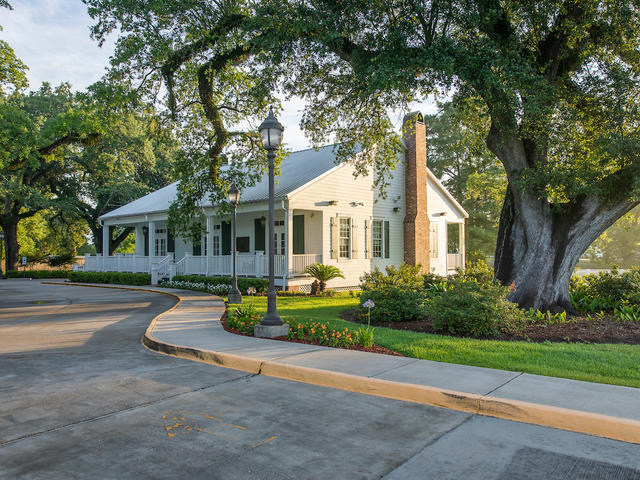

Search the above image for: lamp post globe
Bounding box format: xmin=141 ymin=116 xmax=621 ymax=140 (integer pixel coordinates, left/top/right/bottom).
xmin=227 ymin=183 xmax=242 ymax=304
xmin=258 ymin=107 xmax=284 ymax=150
xmin=254 ymin=107 xmax=289 ymax=338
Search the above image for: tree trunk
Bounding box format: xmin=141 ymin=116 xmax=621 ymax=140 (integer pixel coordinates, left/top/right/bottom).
xmin=494 ymin=186 xmax=637 ymax=312
xmin=2 ymin=220 xmax=19 ymax=272
xmin=92 ymin=225 xmax=104 ymax=255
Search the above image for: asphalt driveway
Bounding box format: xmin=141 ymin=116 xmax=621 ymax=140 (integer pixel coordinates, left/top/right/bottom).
xmin=1 ymin=280 xmax=638 ymax=480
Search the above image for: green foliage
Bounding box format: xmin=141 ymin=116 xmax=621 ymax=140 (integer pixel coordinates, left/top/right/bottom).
xmin=5 ymin=269 xmax=69 ymax=278
xmin=360 ymin=264 xmax=427 ymax=322
xmin=356 ymin=326 xmax=375 ymax=348
xmin=172 ymin=274 xmax=268 ymax=293
xmin=526 ymin=309 xmax=567 ymax=325
xmin=303 ymin=263 xmax=345 ymax=291
xmin=286 ymin=319 xmax=357 ymax=348
xmin=570 ymin=269 xmax=640 ymax=312
xmin=614 ymin=306 xmax=640 ymax=323
xmin=425 ymin=100 xmax=506 ymax=259
xmin=67 ymin=271 xmax=150 ymax=285
xmin=47 ymin=254 xmax=74 ymax=267
xmin=227 ymin=304 xmax=262 ymax=335
xmin=427 ymin=279 xmax=526 ymax=338
xmin=584 ymin=206 xmax=640 ymax=268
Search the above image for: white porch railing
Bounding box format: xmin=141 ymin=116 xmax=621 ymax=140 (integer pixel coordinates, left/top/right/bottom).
xmin=291 ymin=254 xmax=322 ymax=275
xmin=447 ymin=253 xmax=463 ymax=271
xmin=83 ymin=252 xmax=323 ymax=280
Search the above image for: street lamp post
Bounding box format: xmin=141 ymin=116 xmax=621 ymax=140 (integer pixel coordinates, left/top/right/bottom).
xmin=227 ymin=183 xmax=242 ymax=304
xmin=254 ymin=107 xmax=289 ymax=338
xmin=0 ymin=231 xmax=4 ymax=279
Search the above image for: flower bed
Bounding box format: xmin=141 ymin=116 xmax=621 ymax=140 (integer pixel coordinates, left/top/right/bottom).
xmin=163 ymin=280 xmax=231 ymax=296
xmin=223 ymin=303 xmax=401 ymax=355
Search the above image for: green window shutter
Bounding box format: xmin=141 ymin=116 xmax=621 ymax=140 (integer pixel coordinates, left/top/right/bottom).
xmin=143 ymin=230 xmax=149 ymax=257
xmin=254 ymin=218 xmax=265 ymax=252
xmin=384 ymin=221 xmax=390 ymax=259
xmin=293 ymin=215 xmax=305 ymax=255
xmin=221 ymin=221 xmax=231 ymax=255
xmin=167 ymin=230 xmax=175 ymax=253
xmin=192 ymin=240 xmax=201 ymax=256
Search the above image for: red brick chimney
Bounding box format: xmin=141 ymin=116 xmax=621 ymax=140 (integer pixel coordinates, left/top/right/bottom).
xmin=403 ymin=112 xmax=430 ymax=271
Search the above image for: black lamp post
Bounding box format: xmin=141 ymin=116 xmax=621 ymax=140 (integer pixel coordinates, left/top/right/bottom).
xmin=0 ymin=230 xmax=4 ymax=279
xmin=227 ymin=183 xmax=242 ymax=304
xmin=254 ymin=107 xmax=289 ymax=338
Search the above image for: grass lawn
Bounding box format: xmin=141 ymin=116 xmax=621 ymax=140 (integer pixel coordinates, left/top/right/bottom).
xmin=225 ymin=294 xmax=640 ymax=388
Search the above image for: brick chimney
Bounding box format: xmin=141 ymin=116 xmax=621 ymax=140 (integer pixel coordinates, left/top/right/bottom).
xmin=403 ymin=111 xmax=430 ymax=271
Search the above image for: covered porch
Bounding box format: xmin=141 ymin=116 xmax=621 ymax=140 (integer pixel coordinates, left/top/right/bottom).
xmin=83 ymin=205 xmax=323 ymax=287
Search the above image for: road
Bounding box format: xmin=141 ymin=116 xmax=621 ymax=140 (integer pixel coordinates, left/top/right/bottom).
xmin=1 ymin=280 xmax=639 ymax=479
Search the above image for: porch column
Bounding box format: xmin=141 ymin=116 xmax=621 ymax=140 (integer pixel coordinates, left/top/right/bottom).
xmin=284 ymin=204 xmax=293 ymax=280
xmin=102 ymin=224 xmax=110 ymax=258
xmin=135 ymin=224 xmax=145 ymax=255
xmin=460 ymin=222 xmax=466 ymax=270
xmin=148 ymin=220 xmax=156 ymax=272
xmin=206 ymin=216 xmax=213 ymax=275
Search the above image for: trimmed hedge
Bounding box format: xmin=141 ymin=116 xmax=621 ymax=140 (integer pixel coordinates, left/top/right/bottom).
xmin=67 ymin=271 xmax=151 ymax=286
xmin=6 ymin=270 xmax=70 ymax=279
xmin=172 ymin=274 xmax=268 ymax=292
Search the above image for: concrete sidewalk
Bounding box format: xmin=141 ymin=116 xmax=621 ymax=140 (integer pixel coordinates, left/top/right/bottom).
xmin=49 ymin=282 xmax=640 ymax=445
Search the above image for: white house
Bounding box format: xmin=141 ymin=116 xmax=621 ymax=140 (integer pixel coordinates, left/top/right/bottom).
xmin=84 ymin=113 xmax=468 ymax=290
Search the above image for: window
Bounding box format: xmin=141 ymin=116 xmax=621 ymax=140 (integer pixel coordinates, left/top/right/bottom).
xmin=203 ymin=236 xmax=208 ymax=256
xmin=236 ymin=236 xmax=250 ymax=253
xmin=430 ymin=224 xmax=439 ymax=258
xmin=339 ymin=218 xmax=351 ymax=258
xmin=281 ymin=232 xmax=285 ymax=255
xmin=155 ymin=238 xmax=166 ymax=257
xmin=372 ymin=220 xmax=383 ymax=258
xmin=212 ymin=236 xmax=220 ymax=256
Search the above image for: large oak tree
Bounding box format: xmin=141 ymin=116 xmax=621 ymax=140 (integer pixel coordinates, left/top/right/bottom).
xmin=86 ymin=0 xmax=640 ymax=311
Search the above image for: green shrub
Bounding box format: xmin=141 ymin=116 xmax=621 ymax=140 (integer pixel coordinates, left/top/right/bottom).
xmin=67 ymin=271 xmax=151 ymax=285
xmin=360 ymin=264 xmax=428 ymax=322
xmin=570 ymin=268 xmax=640 ymax=312
xmin=47 ymin=254 xmax=75 ymax=267
xmin=427 ymin=278 xmax=525 ymax=337
xmin=454 ymin=259 xmax=494 ymax=284
xmin=6 ymin=270 xmax=70 ymax=279
xmin=172 ymin=274 xmax=268 ymax=292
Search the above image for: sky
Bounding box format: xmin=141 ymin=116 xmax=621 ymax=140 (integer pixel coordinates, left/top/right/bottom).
xmin=1 ymin=0 xmax=438 ymax=151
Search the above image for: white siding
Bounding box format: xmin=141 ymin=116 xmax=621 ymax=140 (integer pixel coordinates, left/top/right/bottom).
xmin=289 ymin=158 xmax=406 ymax=288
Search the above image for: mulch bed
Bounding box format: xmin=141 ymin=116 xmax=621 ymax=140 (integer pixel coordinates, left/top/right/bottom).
xmin=341 ymin=309 xmax=640 ymax=344
xmin=220 ymin=310 xmax=404 ymax=356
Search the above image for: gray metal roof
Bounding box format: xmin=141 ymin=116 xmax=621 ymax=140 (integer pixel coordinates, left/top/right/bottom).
xmin=100 ymin=144 xmax=342 ymax=221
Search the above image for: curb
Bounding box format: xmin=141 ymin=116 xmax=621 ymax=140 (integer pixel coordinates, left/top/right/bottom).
xmin=44 ymin=281 xmax=640 ymax=444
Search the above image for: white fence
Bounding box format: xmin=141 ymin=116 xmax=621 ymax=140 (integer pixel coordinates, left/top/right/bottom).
xmin=82 ymin=254 xmax=168 ymax=273
xmin=82 ymin=253 xmax=321 ymax=280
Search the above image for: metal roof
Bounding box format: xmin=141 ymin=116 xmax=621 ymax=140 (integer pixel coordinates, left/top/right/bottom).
xmin=100 ymin=144 xmax=342 ymax=221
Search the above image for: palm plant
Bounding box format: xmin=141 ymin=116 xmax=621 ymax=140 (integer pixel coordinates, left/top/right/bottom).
xmin=303 ymin=263 xmax=345 ymax=292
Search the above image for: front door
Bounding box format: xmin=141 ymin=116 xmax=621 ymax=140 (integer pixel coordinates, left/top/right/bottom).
xmin=272 ymin=220 xmax=285 ymax=255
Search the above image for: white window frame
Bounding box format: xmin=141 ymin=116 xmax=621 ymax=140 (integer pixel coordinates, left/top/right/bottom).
xmin=372 ymin=219 xmax=383 ymax=258
xmin=339 ymin=217 xmax=351 ymax=259
xmin=155 ymin=238 xmax=166 ymax=257
xmin=212 ymin=236 xmax=220 ymax=256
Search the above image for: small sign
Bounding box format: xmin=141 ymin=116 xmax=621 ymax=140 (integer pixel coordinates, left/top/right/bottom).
xmin=22 ymin=256 xmax=27 ymax=266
